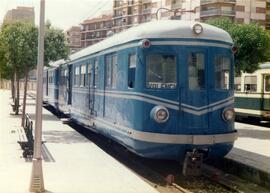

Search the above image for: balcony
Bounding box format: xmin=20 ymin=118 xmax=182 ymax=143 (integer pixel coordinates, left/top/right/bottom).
xmin=200 ymin=9 xmax=236 ymax=17
xmin=171 ymin=3 xmax=182 ymax=10
xmin=201 ymin=0 xmax=236 ymax=5
xmin=142 ymin=8 xmax=152 ymax=14
xmin=142 ymin=0 xmax=151 ymax=4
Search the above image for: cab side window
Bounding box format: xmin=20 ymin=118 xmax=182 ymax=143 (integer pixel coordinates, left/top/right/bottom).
xmin=128 ymin=54 xmax=136 ymax=88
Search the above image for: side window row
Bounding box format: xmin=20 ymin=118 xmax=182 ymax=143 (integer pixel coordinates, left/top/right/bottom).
xmin=73 ymin=59 xmax=98 ymax=87
xmin=72 ymin=53 xmax=136 ymax=89
xmin=234 ymin=76 xmax=257 ymax=92
xmin=105 ymin=53 xmax=137 ymax=89
xmin=234 ymin=75 xmax=270 ymax=92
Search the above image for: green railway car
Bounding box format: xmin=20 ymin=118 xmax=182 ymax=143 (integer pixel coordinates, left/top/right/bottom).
xmin=235 ymin=63 xmax=270 ymax=120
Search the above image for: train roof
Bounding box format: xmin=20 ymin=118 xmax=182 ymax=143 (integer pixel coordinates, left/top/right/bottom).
xmin=50 ymin=20 xmax=233 ymax=66
xmin=259 ymin=62 xmax=270 ymax=69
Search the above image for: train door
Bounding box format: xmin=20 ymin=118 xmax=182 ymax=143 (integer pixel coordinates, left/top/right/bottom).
xmin=262 ymin=74 xmax=270 ymax=113
xmin=67 ymin=64 xmax=72 ymax=105
xmin=181 ymin=48 xmax=209 ymax=133
xmin=88 ymin=58 xmax=98 ymax=115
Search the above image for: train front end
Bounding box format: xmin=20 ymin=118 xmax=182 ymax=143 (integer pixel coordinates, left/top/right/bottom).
xmin=129 ymin=21 xmax=238 ymax=161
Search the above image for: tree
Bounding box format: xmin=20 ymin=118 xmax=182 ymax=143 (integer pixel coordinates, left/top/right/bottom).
xmin=0 ymin=22 xmax=29 ymax=114
xmin=0 ymin=21 xmax=69 ymax=124
xmin=207 ymin=18 xmax=270 ymax=74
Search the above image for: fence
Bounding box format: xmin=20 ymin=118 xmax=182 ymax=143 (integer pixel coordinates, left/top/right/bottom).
xmin=0 ymin=79 xmax=37 ymax=91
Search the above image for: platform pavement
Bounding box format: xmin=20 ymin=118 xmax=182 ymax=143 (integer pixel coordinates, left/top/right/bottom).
xmin=0 ymin=90 xmax=159 ymax=193
xmin=224 ymin=122 xmax=270 ymax=187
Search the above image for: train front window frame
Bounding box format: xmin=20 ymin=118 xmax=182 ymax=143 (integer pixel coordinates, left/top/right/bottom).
xmin=214 ymin=56 xmax=231 ymax=90
xmin=244 ymin=75 xmax=257 ymax=92
xmin=146 ymin=54 xmax=177 ymax=89
xmin=188 ymin=52 xmax=205 ymax=90
xmin=128 ymin=53 xmax=136 ymax=89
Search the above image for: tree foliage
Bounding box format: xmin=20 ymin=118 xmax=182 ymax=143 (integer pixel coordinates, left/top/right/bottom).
xmin=0 ymin=21 xmax=69 ymax=115
xmin=207 ymin=18 xmax=270 ymax=74
xmin=0 ymin=21 xmax=69 ymax=80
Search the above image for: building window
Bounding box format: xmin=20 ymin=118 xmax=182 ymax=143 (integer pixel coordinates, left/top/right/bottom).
xmin=128 ymin=54 xmax=136 ymax=88
xmin=215 ymin=56 xmax=231 ymax=90
xmin=188 ymin=53 xmax=205 ymax=90
xmin=244 ymin=76 xmax=257 ymax=92
xmin=256 ymin=7 xmax=266 ymax=13
xmin=236 ymin=5 xmax=245 ymax=12
xmin=146 ymin=54 xmax=176 ymax=89
xmin=234 ymin=77 xmax=241 ymax=91
xmin=74 ymin=66 xmax=80 ymax=86
xmin=105 ymin=54 xmax=117 ymax=88
xmin=265 ymin=75 xmax=270 ymax=92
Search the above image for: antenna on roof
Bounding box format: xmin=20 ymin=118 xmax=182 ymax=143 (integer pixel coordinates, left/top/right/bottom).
xmin=107 ymin=31 xmax=114 ymax=37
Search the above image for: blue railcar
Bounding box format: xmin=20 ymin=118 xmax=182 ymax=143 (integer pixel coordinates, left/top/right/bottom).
xmin=58 ymin=63 xmax=72 ymax=114
xmin=44 ymin=20 xmax=238 ymax=161
xmin=43 ymin=69 xmax=48 ymax=102
xmin=46 ymin=67 xmax=59 ymax=109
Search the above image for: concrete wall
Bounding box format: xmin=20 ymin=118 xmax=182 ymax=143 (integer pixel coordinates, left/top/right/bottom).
xmin=0 ymin=79 xmax=36 ymax=91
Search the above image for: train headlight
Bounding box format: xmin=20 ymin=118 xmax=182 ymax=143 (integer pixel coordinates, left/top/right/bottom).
xmin=192 ymin=23 xmax=203 ymax=35
xmin=151 ymin=106 xmax=169 ymax=123
xmin=140 ymin=39 xmax=151 ymax=48
xmin=222 ymin=108 xmax=235 ymax=121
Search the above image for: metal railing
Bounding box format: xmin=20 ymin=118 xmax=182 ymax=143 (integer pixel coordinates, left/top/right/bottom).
xmin=201 ymin=0 xmax=236 ymax=5
xmin=200 ymin=9 xmax=236 ymax=16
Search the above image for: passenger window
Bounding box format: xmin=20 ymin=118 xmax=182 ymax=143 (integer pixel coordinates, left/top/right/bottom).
xmin=74 ymin=66 xmax=80 ymax=86
xmin=265 ymin=75 xmax=270 ymax=92
xmin=81 ymin=65 xmax=86 ymax=87
xmin=128 ymin=54 xmax=136 ymax=88
xmin=64 ymin=69 xmax=68 ymax=88
xmin=234 ymin=77 xmax=241 ymax=91
xmin=105 ymin=54 xmax=117 ymax=88
xmin=188 ymin=53 xmax=205 ymax=90
xmin=215 ymin=56 xmax=231 ymax=90
xmin=244 ymin=76 xmax=257 ymax=92
xmin=94 ymin=59 xmax=98 ymax=88
xmin=112 ymin=55 xmax=117 ymax=88
xmin=146 ymin=54 xmax=176 ymax=89
xmin=88 ymin=64 xmax=92 ymax=87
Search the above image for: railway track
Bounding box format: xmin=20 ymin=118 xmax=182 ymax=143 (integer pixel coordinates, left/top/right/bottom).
xmin=45 ymin=105 xmax=269 ymax=193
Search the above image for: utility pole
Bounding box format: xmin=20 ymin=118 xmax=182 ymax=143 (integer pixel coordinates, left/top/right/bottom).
xmin=29 ymin=0 xmax=45 ymax=192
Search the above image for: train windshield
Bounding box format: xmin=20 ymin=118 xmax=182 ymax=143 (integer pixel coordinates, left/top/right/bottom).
xmin=146 ymin=54 xmax=177 ymax=89
xmin=214 ymin=56 xmax=231 ymax=90
xmin=188 ymin=52 xmax=205 ymax=90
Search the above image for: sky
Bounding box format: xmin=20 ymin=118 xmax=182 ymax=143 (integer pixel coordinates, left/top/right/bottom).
xmin=0 ymin=0 xmax=113 ymax=31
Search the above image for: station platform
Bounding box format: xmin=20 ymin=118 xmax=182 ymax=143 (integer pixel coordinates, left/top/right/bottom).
xmin=0 ymin=90 xmax=159 ymax=193
xmin=223 ymin=122 xmax=270 ymax=188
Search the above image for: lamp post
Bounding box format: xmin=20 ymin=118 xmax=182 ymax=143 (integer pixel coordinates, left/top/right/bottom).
xmin=29 ymin=0 xmax=45 ymax=192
